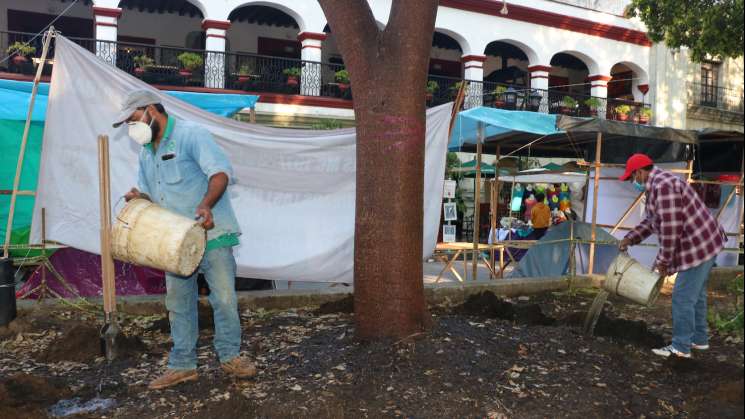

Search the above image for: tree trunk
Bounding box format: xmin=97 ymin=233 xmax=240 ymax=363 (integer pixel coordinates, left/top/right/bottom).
xmin=317 ymin=0 xmax=439 ymax=340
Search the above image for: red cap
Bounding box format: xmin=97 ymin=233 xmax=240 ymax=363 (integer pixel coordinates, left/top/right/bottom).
xmin=619 ymin=153 xmax=654 ymax=181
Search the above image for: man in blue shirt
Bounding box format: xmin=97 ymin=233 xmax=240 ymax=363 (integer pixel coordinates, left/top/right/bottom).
xmin=113 ymin=89 xmax=255 ymax=389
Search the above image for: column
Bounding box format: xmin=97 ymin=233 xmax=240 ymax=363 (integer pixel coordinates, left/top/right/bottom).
xmin=528 ymin=65 xmax=551 ymax=113
xmin=202 ymin=19 xmax=231 ymax=89
xmin=92 ymin=7 xmax=122 ymax=66
xmin=589 ymin=75 xmax=611 ymax=119
xmin=462 ymin=55 xmax=485 ymax=108
xmin=298 ymin=32 xmax=327 ymax=97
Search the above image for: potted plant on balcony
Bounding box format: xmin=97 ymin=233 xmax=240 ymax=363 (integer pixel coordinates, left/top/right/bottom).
xmin=639 ymin=107 xmax=652 ymax=124
xmin=236 ymin=64 xmax=255 ymax=83
xmin=615 ymin=104 xmax=632 ymax=122
xmin=7 ymin=42 xmax=35 ymax=66
xmin=560 ymin=96 xmax=578 ymax=115
xmin=335 ymin=69 xmax=350 ymax=92
xmin=177 ymin=52 xmax=203 ymax=78
xmin=283 ymin=67 xmax=301 ymax=86
xmin=449 ymin=81 xmax=465 ymax=98
xmin=492 ymin=85 xmax=508 ymax=108
xmin=425 ymin=80 xmax=439 ymax=101
xmin=133 ymin=55 xmax=154 ymax=76
xmin=584 ymin=97 xmax=602 ymax=117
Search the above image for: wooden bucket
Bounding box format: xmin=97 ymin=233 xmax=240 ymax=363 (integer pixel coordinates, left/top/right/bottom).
xmin=111 ymin=199 xmax=206 ymax=276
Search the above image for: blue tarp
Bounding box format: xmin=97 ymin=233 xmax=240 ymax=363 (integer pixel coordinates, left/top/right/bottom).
xmin=449 ymin=107 xmax=562 ymax=151
xmin=509 ymin=221 xmax=619 ymax=279
xmin=0 ymin=79 xmax=259 ymax=121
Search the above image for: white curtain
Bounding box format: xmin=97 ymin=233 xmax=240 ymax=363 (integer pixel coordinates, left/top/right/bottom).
xmin=31 ymin=36 xmax=452 ymax=283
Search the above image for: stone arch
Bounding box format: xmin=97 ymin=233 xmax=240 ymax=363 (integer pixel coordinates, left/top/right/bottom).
xmin=550 ymin=50 xmax=600 ymax=75
xmin=484 ymin=39 xmax=539 ymax=66
xmin=228 ymin=1 xmax=306 ymax=31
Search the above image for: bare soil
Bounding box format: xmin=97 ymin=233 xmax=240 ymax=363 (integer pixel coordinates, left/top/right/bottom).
xmin=0 ymin=285 xmax=742 ymax=419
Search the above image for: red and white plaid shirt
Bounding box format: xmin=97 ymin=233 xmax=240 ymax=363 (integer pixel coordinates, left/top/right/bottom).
xmin=625 ymin=167 xmax=726 ymax=273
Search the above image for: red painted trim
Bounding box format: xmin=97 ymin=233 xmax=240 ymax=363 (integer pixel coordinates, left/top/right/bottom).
xmin=0 ymin=72 xmax=50 ymax=83
xmin=297 ymin=32 xmax=328 ymax=42
xmin=302 ymin=45 xmax=322 ymax=50
xmin=530 ymin=75 xmax=549 ymax=79
xmin=95 ymin=22 xmax=118 ymax=28
xmin=206 ymin=33 xmax=227 ymax=40
xmin=464 ymin=64 xmax=483 ymax=70
xmin=440 ymin=0 xmax=652 ymax=46
xmin=92 ymin=6 xmax=122 ymax=19
xmin=202 ymin=19 xmax=231 ymax=31
xmin=528 ymin=65 xmax=553 ymax=73
xmin=588 ymin=75 xmax=612 ymax=82
xmin=591 ymin=84 xmax=608 ymax=89
xmin=461 ymin=54 xmax=486 ymax=63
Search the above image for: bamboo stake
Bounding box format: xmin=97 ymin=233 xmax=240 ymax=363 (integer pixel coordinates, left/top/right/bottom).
xmin=98 ymin=136 xmax=116 ymax=322
xmin=3 ymin=29 xmax=54 ymax=259
xmin=491 ymin=145 xmax=501 ymax=279
xmin=588 ymin=132 xmax=603 ymax=275
xmin=472 ymin=123 xmax=484 ymax=281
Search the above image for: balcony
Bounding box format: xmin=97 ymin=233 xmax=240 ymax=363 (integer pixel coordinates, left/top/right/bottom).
xmin=1 ymin=30 xmax=650 ymax=121
xmin=689 ymin=83 xmax=745 ymax=114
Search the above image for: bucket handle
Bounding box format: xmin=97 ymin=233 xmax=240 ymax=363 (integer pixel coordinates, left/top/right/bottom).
xmin=612 ymin=252 xmax=637 ymax=296
xmin=113 ymin=196 xmax=132 ymax=228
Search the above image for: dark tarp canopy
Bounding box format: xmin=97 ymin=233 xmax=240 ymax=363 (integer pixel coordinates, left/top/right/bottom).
xmin=695 ymin=129 xmax=744 ymax=173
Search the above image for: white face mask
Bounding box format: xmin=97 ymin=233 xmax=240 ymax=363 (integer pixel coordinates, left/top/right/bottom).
xmin=127 ymin=110 xmax=154 ymax=146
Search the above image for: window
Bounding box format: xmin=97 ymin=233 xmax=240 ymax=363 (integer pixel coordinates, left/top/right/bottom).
xmin=700 ymin=62 xmax=721 ymax=107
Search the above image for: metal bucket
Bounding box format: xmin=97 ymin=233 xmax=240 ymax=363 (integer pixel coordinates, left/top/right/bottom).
xmin=111 ymin=199 xmax=206 ymax=276
xmin=604 ymin=252 xmax=664 ymax=307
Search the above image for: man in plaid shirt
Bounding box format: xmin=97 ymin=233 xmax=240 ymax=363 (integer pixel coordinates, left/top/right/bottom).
xmin=619 ymin=154 xmax=726 ymax=359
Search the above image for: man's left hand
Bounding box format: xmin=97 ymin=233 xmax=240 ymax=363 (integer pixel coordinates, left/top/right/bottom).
xmin=195 ymin=205 xmax=214 ymax=230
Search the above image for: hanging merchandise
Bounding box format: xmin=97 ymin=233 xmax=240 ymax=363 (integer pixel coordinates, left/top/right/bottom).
xmin=511 ymin=183 xmax=524 ymax=212
xmin=558 ymin=183 xmax=572 ymax=212
xmin=547 ymin=184 xmax=560 ymax=210
xmin=523 ymin=193 xmax=537 ymax=222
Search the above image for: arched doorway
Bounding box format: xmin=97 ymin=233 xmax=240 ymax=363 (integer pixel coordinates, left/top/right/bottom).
xmin=549 ymin=52 xmax=594 ymax=116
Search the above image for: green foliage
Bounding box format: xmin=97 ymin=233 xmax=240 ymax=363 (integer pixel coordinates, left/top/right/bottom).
xmin=177 ymin=52 xmax=203 ymax=70
xmin=7 ymin=41 xmax=36 ymax=56
xmin=640 ymin=107 xmax=653 ymax=118
xmin=283 ymin=67 xmax=301 ymax=77
xmin=626 ymin=0 xmax=744 ymax=62
xmin=562 ymin=96 xmax=578 ymax=108
xmin=492 ymin=85 xmax=508 ymax=96
xmin=238 ymin=63 xmax=254 ymax=75
xmin=584 ymin=97 xmax=602 ymax=110
xmin=335 ymin=69 xmax=350 ymax=84
xmin=311 ymin=119 xmax=345 ymax=130
xmin=133 ymin=55 xmax=154 ymax=68
xmin=615 ymin=104 xmax=632 ymax=115
xmin=708 ymin=274 xmax=744 ymax=336
xmin=426 ymin=80 xmax=439 ymax=94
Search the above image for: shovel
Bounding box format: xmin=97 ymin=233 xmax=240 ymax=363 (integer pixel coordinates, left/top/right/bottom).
xmin=97 ymin=135 xmax=119 ymax=361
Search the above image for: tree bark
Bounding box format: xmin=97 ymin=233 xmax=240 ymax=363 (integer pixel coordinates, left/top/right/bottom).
xmin=317 ymin=0 xmax=439 ymax=340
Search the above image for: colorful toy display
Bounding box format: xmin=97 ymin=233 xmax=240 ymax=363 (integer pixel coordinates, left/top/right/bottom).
xmin=511 ymin=184 xmax=524 ymax=212
xmin=558 ymin=183 xmax=571 ymax=212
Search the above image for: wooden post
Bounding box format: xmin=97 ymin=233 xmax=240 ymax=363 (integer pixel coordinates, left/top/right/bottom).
xmin=569 ymin=221 xmax=576 ymax=277
xmin=491 ymin=145 xmax=501 ymax=279
xmin=3 ymin=29 xmax=54 ymax=259
xmin=588 ymin=132 xmax=603 ymax=275
xmin=611 ymin=192 xmax=644 ymax=234
xmin=98 ymin=136 xmax=116 ymax=322
xmin=472 ymin=122 xmax=484 ymax=281
xmin=41 ymin=208 xmax=46 ymax=288
xmin=249 ymin=107 xmax=257 ymax=123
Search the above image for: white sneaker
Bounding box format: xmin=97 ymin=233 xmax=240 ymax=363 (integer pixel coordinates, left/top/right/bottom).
xmin=691 ymin=343 xmax=710 ymax=351
xmin=652 ymin=345 xmax=692 ymax=359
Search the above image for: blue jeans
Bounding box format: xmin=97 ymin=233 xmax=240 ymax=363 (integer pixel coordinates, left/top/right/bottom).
xmin=165 ymin=246 xmax=241 ymax=370
xmin=671 ymin=257 xmax=716 ymax=354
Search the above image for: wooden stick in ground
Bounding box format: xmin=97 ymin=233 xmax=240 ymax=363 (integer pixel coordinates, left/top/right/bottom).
xmin=2 ymin=29 xmax=54 ymax=259
xmin=491 ymin=146 xmax=501 ymax=279
xmin=472 ymin=122 xmax=484 ymax=281
xmin=588 ymin=132 xmax=603 ymax=275
xmin=98 ymin=135 xmax=116 ymax=319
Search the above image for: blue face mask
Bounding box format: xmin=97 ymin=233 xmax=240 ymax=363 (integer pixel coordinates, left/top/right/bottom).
xmin=633 ymin=180 xmax=646 ymax=193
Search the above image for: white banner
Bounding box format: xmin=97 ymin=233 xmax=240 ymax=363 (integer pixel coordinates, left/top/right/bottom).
xmin=31 ymin=36 xmax=451 ymax=282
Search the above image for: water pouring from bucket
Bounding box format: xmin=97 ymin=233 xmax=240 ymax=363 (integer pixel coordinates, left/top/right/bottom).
xmin=584 ymin=252 xmax=665 ymax=335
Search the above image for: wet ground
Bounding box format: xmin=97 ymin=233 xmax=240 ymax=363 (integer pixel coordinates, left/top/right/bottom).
xmin=0 ymin=285 xmax=742 ymax=418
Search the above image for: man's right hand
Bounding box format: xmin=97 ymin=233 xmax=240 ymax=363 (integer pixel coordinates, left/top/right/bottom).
xmin=619 ymin=238 xmax=631 ymax=252
xmin=125 ymin=187 xmax=144 ymax=202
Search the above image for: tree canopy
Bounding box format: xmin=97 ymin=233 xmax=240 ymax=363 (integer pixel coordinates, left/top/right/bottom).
xmin=626 ymin=0 xmax=744 ymax=62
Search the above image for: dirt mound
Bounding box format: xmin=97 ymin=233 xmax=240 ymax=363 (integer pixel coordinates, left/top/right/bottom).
xmin=0 ymin=373 xmax=72 ymax=419
xmin=561 ymin=311 xmax=665 ymax=348
xmin=317 ymin=295 xmax=354 ymax=314
xmin=458 ymin=291 xmax=555 ymax=325
xmin=38 ymin=324 xmax=146 ymax=363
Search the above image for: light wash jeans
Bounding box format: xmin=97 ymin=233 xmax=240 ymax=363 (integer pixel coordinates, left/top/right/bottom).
xmin=165 ymin=246 xmax=241 ymax=370
xmin=671 ymin=257 xmax=716 ymax=354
